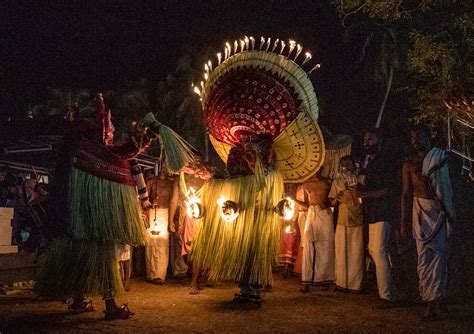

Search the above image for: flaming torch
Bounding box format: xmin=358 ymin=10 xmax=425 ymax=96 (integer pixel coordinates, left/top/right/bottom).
xmin=274 ymin=197 xmax=296 ymax=221
xmin=185 ymin=187 xmax=204 ymax=219
xmin=217 ymin=197 xmax=240 ymax=222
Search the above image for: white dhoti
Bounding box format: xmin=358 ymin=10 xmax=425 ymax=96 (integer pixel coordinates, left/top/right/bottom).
xmin=115 ymin=244 xmax=131 ymax=262
xmin=146 ymin=208 xmax=170 ymax=281
xmin=301 ymin=206 xmax=335 ymax=284
xmin=413 ymin=197 xmax=449 ymax=302
xmin=335 ymin=225 xmax=364 ymax=291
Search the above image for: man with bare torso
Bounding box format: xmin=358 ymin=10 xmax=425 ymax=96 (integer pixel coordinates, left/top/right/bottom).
xmin=145 ymin=170 xmax=173 ymax=285
xmin=401 ymin=127 xmax=455 ymax=321
xmin=169 ymin=163 xmax=212 ymax=294
xmin=293 ymin=171 xmax=335 ymax=293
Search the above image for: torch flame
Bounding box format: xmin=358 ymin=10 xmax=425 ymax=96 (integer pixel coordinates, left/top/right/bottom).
xmin=217 ymin=197 xmax=240 ymax=222
xmin=283 ymin=197 xmax=296 ymax=220
xmin=185 ymin=187 xmax=202 ymax=219
xmin=217 ymin=196 xmax=226 ymax=207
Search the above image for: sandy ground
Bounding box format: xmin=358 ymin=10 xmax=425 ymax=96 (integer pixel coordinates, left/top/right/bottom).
xmin=1 ymin=176 xmax=472 ymax=333
xmin=1 ymin=273 xmax=473 ymax=334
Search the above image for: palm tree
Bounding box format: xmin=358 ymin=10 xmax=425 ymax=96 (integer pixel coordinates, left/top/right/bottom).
xmin=103 ymin=81 xmax=154 ymax=142
xmin=155 ymin=54 xmax=207 ymax=156
xmin=46 ymin=88 xmax=93 ymax=117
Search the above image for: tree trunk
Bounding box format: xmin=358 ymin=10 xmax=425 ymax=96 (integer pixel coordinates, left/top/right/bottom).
xmin=375 ymin=65 xmax=393 ymax=129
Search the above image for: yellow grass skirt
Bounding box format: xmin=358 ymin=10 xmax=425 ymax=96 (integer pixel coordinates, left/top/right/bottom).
xmin=190 ymin=170 xmax=284 ymax=286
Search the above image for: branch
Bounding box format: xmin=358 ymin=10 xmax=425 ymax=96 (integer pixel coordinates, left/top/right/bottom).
xmin=341 ymin=2 xmax=367 ymax=27
xmin=398 ymin=0 xmax=423 ymax=17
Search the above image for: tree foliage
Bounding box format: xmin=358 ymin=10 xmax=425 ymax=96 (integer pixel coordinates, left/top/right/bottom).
xmin=332 ymin=0 xmax=473 ymax=133
xmin=33 ymin=53 xmax=207 ymax=157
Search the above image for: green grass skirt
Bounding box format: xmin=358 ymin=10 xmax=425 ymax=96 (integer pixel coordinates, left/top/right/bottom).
xmin=36 ymin=167 xmax=148 ymax=298
xmin=190 ymin=170 xmax=284 ymax=286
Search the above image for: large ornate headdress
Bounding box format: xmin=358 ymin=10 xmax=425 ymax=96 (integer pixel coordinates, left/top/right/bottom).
xmin=194 ymin=36 xmax=325 ymax=182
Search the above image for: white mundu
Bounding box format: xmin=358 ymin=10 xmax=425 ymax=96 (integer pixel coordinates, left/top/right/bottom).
xmin=146 ymin=208 xmax=170 ymax=281
xmin=115 ymin=244 xmax=131 ymax=262
xmin=301 ymin=206 xmax=335 ymax=284
xmin=329 ymin=177 xmax=364 ymax=291
xmin=413 ymin=197 xmax=449 ymax=302
xmin=334 ymin=225 xmax=364 ymax=291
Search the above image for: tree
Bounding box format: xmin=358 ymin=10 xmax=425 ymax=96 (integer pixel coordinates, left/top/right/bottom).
xmin=343 ymin=22 xmax=400 ymax=128
xmin=154 ymin=53 xmax=207 ymax=156
xmin=332 ymin=0 xmax=473 ymax=134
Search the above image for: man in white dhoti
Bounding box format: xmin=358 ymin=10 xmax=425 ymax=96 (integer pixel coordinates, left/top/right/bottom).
xmin=145 ymin=172 xmax=173 ymax=285
xmin=169 ymin=162 xmax=212 ymax=294
xmin=294 ymin=172 xmax=335 ymax=293
xmin=146 ymin=208 xmax=170 ymax=284
xmin=116 ymin=244 xmax=132 ymax=291
xmin=329 ymin=156 xmax=364 ymax=292
xmin=401 ymin=126 xmax=455 ymax=321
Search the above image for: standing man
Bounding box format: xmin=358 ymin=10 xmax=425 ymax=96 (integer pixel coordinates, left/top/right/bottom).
xmin=401 ymin=126 xmax=455 ymax=321
xmin=294 ymin=171 xmax=335 ymax=293
xmin=169 ymin=161 xmax=212 ymax=294
xmin=145 ymin=169 xmax=173 ymax=285
xmin=329 ymin=156 xmax=364 ymax=292
xmin=353 ymin=129 xmax=396 ymax=308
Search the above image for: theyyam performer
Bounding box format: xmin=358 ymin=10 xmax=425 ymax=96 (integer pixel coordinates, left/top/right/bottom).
xmin=190 ymin=36 xmax=326 ymax=307
xmin=36 ymin=93 xmax=194 ymax=320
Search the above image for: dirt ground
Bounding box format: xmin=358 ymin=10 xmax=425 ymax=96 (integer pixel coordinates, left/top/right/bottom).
xmin=1 ymin=173 xmax=472 ymax=333
xmin=1 ymin=272 xmax=473 ymax=334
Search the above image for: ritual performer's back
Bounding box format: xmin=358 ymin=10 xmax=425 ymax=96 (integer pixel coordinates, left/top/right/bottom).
xmin=189 ymin=37 xmax=326 ymax=307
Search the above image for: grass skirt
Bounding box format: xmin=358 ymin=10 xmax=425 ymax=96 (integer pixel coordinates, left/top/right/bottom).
xmin=190 ymin=170 xmax=284 ymax=286
xmin=36 ymin=167 xmax=148 ymax=298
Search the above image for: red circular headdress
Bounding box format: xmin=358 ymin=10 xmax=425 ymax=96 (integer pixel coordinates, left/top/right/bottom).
xmin=205 ymin=69 xmax=299 ymax=145
xmin=196 ymin=37 xmax=325 ymax=182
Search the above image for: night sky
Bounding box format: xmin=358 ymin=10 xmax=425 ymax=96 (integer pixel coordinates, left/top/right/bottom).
xmin=2 ymin=1 xmax=368 ymax=133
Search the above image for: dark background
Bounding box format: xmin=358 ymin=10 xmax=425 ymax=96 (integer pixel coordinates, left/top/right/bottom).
xmin=1 ymin=1 xmax=374 ymax=134
xmin=1 ymin=1 xmax=473 ymax=307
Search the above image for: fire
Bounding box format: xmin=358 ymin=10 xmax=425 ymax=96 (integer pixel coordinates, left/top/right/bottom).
xmin=217 ymin=196 xmax=240 ymax=222
xmin=185 ymin=187 xmax=203 ymax=219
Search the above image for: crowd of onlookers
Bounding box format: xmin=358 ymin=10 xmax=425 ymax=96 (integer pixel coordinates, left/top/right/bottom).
xmin=125 ymin=126 xmax=454 ymax=321
xmin=0 ymin=171 xmax=49 ymax=253
xmin=277 ymin=126 xmax=454 ymax=321
xmin=1 ymin=125 xmax=455 ymax=321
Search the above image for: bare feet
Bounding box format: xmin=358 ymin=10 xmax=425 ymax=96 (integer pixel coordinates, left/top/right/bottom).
xmin=151 ymin=278 xmax=164 ymax=285
xmin=189 ymin=287 xmax=200 ymax=295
